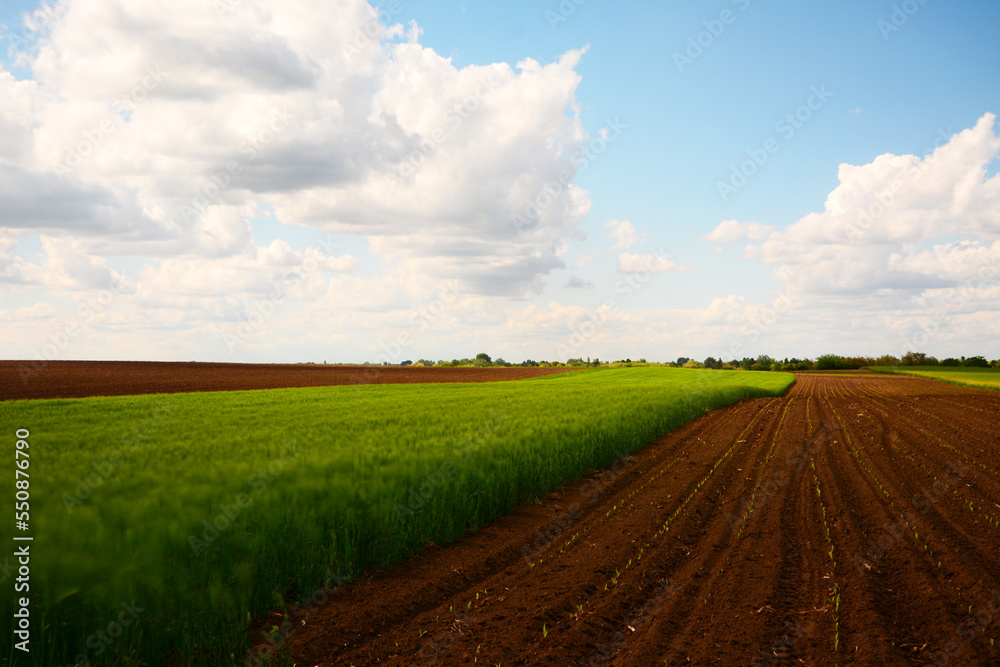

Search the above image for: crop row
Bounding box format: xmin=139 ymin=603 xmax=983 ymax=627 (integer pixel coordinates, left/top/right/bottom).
xmin=825 ymin=400 xmax=999 ymax=658
xmin=0 ymin=367 xmax=793 ymax=666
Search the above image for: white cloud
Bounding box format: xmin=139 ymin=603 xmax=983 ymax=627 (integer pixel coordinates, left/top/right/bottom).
xmin=563 ymin=275 xmax=595 ymax=289
xmin=616 ymin=252 xmax=692 ymax=274
xmin=698 ymin=113 xmax=1000 ymax=359
xmin=39 ymin=237 xmax=132 ymax=291
xmin=692 ymin=295 xmax=746 ymax=325
xmin=604 ymin=219 xmax=640 ymax=251
xmin=702 ymin=219 xmax=775 ymax=244
xmin=0 ymin=235 xmax=43 ymax=286
xmin=742 ymin=113 xmax=1000 ymax=299
xmin=14 ymin=303 xmax=59 ymax=321
xmin=2 ymin=0 xmax=593 ymax=300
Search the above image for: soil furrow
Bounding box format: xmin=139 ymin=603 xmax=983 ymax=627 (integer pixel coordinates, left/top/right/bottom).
xmin=260 ymin=373 xmax=1000 ymax=666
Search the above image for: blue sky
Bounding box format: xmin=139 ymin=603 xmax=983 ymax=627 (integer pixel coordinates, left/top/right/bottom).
xmin=1 ymin=0 xmax=999 ymax=363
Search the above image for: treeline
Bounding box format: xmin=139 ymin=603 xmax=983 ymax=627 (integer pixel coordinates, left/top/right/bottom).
xmin=394 ymin=353 xmax=617 ymax=368
xmin=677 ymin=353 xmax=998 ymax=371
xmin=362 ymin=352 xmax=999 ymax=371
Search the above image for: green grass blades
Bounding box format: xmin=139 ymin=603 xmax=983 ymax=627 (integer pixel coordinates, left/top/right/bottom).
xmin=0 ymin=367 xmax=793 ymax=665
xmin=869 ymin=366 xmax=1000 ymax=391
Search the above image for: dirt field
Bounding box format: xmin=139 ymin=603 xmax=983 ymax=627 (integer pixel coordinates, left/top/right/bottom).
xmin=0 ymin=360 xmax=576 ymax=401
xmin=257 ymin=372 xmax=1000 ymax=666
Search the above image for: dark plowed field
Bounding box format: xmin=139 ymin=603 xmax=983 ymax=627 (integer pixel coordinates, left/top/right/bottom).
xmin=257 ymin=373 xmax=1000 ymax=666
xmin=0 ymin=360 xmax=575 ymax=401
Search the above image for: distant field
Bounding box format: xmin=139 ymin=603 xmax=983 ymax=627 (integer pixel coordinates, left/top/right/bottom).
xmin=868 ymin=365 xmax=1000 ymax=390
xmin=1 ymin=367 xmax=793 ymax=666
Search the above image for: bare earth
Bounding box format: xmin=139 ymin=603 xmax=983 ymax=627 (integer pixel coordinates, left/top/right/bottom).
xmin=251 ymin=372 xmax=1000 ymax=666
xmin=0 ymin=360 xmax=576 ymax=401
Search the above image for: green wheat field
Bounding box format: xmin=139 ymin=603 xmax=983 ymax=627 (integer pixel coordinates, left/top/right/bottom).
xmin=2 ymin=367 xmax=794 ymax=665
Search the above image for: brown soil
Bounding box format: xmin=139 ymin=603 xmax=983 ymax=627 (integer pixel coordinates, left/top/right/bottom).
xmin=255 ymin=372 xmax=1000 ymax=666
xmin=0 ymin=360 xmax=577 ymax=401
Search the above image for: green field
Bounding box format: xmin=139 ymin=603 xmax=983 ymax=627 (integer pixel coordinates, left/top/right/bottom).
xmin=2 ymin=367 xmax=793 ymax=665
xmin=868 ymin=366 xmax=1000 ymax=391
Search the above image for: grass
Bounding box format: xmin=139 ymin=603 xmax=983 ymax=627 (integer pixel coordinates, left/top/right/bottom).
xmin=867 ymin=366 xmax=1000 ymax=391
xmin=1 ymin=367 xmax=793 ymax=666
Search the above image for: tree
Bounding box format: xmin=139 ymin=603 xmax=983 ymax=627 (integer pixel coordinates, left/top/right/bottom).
xmin=940 ymin=358 xmax=961 ymax=367
xmin=676 ymin=357 xmax=691 ymax=366
xmin=756 ymin=355 xmax=775 ymax=369
xmin=815 ymin=354 xmax=844 ymax=370
xmin=703 ymin=356 xmax=722 ymax=369
xmin=683 ymin=359 xmax=702 ymax=369
xmin=962 ymin=355 xmax=990 ymax=368
xmin=740 ymin=357 xmax=755 ymax=370
xmin=901 ymin=351 xmax=928 ymax=366
xmin=400 ymin=360 xmax=413 ymax=366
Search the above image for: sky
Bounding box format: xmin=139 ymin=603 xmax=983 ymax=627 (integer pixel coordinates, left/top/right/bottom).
xmin=1 ymin=0 xmax=999 ymax=365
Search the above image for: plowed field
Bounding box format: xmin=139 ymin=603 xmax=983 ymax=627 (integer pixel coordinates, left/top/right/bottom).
xmin=0 ymin=360 xmax=574 ymax=401
xmin=262 ymin=372 xmax=1000 ymax=666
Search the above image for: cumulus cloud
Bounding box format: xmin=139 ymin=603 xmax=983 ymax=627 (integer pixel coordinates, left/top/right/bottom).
xmin=1 ymin=0 xmax=593 ymax=300
xmin=604 ymin=219 xmax=639 ymax=251
xmin=694 ymin=113 xmax=1000 ymax=359
xmin=563 ymin=275 xmax=595 ymax=289
xmin=692 ymin=295 xmax=747 ymax=325
xmin=702 ymin=219 xmax=775 ymax=244
xmin=616 ymin=252 xmax=692 ymax=274
xmin=39 ymin=237 xmax=132 ymax=291
xmin=741 ymin=113 xmax=1000 ymax=299
xmin=0 ymin=235 xmax=43 ymax=286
